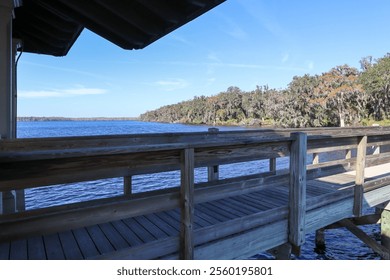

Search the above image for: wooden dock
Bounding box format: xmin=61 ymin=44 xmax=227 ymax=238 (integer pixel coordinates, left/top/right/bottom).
xmin=1 ymin=127 xmax=390 ymax=259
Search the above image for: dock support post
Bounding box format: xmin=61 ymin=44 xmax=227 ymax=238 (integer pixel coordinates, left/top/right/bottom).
xmin=180 ymin=148 xmax=195 ymax=259
xmin=315 ymin=228 xmax=326 ymax=253
xmin=382 ymin=202 xmax=390 ymax=252
xmin=288 ymin=132 xmax=307 ymax=252
xmin=123 ymin=176 xmax=132 ymax=195
xmin=269 ymin=243 xmax=292 ymax=260
xmin=354 ymin=136 xmax=367 ymax=217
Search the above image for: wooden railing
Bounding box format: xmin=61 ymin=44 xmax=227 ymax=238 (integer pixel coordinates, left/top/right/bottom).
xmin=1 ymin=127 xmax=390 ymax=258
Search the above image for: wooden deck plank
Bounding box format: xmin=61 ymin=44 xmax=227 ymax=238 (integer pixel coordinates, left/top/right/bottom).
xmin=307 ymin=179 xmax=345 ymax=192
xmin=10 ymin=239 xmax=27 ymax=260
xmin=167 ymin=208 xmax=206 ymax=228
xmin=0 ymin=242 xmax=10 ymax=260
xmin=111 ymin=220 xmax=144 ymax=247
xmin=27 ymin=236 xmax=46 ymax=260
xmin=72 ymin=227 xmax=99 ymax=258
xmin=5 ymin=164 xmax=390 ymax=260
xmin=202 ymin=202 xmax=242 ymax=219
xmin=86 ymin=225 xmax=114 ymax=255
xmin=145 ymin=213 xmax=179 ymax=236
xmin=196 ymin=203 xmax=232 ymax=222
xmin=99 ymin=223 xmax=130 ymax=251
xmin=215 ymin=198 xmax=254 ymax=215
xmin=306 ymin=184 xmax=332 ymax=196
xmin=243 ymin=192 xmax=286 ymax=208
xmin=239 ymin=193 xmax=277 ymax=209
xmin=212 ymin=200 xmax=250 ymax=216
xmin=258 ymin=189 xmax=289 ymax=205
xmin=134 ymin=216 xmax=169 ymax=239
xmin=166 ymin=208 xmax=215 ymax=227
xmin=318 ymin=173 xmax=355 ymax=185
xmin=44 ymin=233 xmax=65 ymax=260
xmin=122 ymin=218 xmax=156 ymax=243
xmin=225 ymin=196 xmax=269 ymax=212
xmin=193 ymin=207 xmax=222 ymax=225
xmin=59 ymin=230 xmax=83 ymax=260
xmin=154 ymin=211 xmax=182 ymax=230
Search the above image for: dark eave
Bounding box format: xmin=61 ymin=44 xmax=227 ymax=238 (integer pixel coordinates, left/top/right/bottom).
xmin=12 ymin=0 xmax=226 ymax=56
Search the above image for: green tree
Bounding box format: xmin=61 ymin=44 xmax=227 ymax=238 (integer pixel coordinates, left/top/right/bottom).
xmin=319 ymin=65 xmax=367 ymax=126
xmin=360 ymin=53 xmax=390 ymax=120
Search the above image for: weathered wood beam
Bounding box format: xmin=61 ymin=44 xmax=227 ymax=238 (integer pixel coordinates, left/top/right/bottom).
xmin=382 ymin=202 xmax=390 ymax=252
xmin=363 ymin=175 xmax=390 ymax=192
xmin=338 ymin=218 xmax=389 ymax=260
xmin=268 ymin=243 xmax=292 ymax=260
xmin=354 ymin=135 xmax=367 ymax=216
xmin=94 ymin=207 xmax=289 ymax=260
xmin=180 ymin=148 xmax=195 ymax=260
xmin=269 ymin=158 xmax=277 ymax=173
xmin=207 ymin=165 xmax=219 ymax=181
xmin=324 ymin=214 xmax=381 ymax=229
xmin=0 ymin=190 xmax=181 ymax=242
xmin=288 ymin=132 xmax=307 ymax=248
xmin=315 ymin=228 xmax=326 ymax=252
xmin=207 ymin=128 xmax=220 ymax=181
xmin=123 ymin=176 xmax=132 ymax=195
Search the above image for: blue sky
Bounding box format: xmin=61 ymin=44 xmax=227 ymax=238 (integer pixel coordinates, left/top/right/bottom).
xmin=17 ymin=0 xmax=390 ymax=117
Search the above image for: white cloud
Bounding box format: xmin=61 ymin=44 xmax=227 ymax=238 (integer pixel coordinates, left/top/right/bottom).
xmin=19 ymin=87 xmax=107 ymax=98
xmin=156 ymin=79 xmax=189 ymax=91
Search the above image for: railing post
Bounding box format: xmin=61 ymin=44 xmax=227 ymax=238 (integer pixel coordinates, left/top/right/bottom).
xmin=207 ymin=165 xmax=219 ymax=181
xmin=354 ymin=135 xmax=367 ymax=217
xmin=180 ymin=148 xmax=195 ymax=259
xmin=345 ymin=149 xmax=352 ymax=169
xmin=269 ymin=158 xmax=276 ymax=174
xmin=2 ymin=190 xmax=15 ymax=214
xmin=123 ymin=176 xmax=132 ymax=195
xmin=289 ymin=132 xmax=307 ymax=249
xmin=207 ymin=128 xmax=219 ymax=181
xmin=15 ymin=189 xmax=25 ymax=212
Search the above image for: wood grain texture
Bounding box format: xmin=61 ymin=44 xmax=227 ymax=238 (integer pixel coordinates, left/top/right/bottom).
xmin=354 ymin=135 xmax=367 ymax=216
xmin=289 ymin=132 xmax=307 ymax=246
xmin=180 ymin=148 xmax=194 ymax=259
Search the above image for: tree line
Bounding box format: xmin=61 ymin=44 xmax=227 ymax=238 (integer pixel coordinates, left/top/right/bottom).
xmin=139 ymin=53 xmax=390 ymax=128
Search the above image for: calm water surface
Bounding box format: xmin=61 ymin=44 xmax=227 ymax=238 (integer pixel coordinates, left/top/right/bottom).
xmin=17 ymin=120 xmax=380 ymax=260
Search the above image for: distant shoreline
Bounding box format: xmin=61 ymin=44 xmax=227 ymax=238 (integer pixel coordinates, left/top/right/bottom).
xmin=17 ymin=117 xmax=139 ymax=122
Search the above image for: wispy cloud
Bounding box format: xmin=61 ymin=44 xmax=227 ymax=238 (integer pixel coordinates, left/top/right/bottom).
xmin=19 ymin=87 xmax=107 ymax=98
xmin=21 ymin=61 xmax=111 ymax=80
xmin=218 ymin=14 xmax=248 ymax=40
xmin=307 ymin=60 xmax=315 ymax=70
xmin=281 ymin=52 xmax=290 ymax=63
xmin=155 ymin=79 xmax=189 ymax=91
xmin=169 ymin=34 xmax=194 ymax=47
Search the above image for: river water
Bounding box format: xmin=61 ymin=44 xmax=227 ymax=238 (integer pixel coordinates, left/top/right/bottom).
xmin=17 ymin=120 xmax=381 ymax=260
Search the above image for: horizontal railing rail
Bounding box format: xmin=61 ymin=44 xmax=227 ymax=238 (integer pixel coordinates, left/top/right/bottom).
xmin=1 ymin=127 xmax=390 ymax=258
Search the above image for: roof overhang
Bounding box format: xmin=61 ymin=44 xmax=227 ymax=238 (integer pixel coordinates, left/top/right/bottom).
xmin=12 ymin=0 xmax=226 ymax=56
